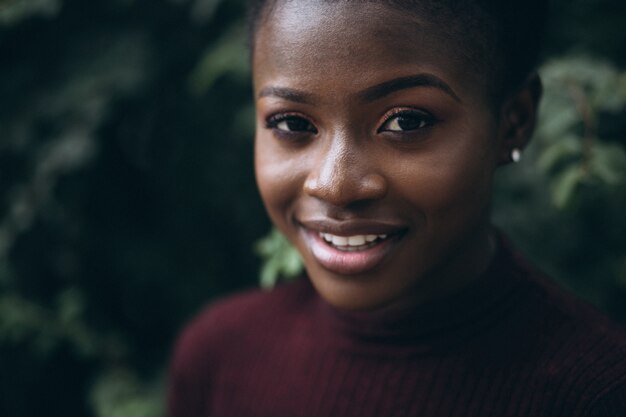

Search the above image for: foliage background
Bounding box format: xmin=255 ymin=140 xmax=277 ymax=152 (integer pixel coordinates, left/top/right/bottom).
xmin=0 ymin=0 xmax=625 ymax=416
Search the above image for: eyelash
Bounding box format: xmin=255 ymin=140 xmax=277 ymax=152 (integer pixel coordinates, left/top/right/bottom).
xmin=264 ymin=108 xmax=436 ymax=138
xmin=377 ymin=108 xmax=436 ymax=134
xmin=265 ymin=113 xmax=318 ymax=136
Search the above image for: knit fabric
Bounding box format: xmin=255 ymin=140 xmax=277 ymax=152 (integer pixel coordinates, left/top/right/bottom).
xmin=168 ymin=239 xmax=626 ymax=417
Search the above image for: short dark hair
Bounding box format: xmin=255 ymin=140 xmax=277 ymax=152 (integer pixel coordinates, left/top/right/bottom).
xmin=246 ymin=0 xmax=549 ymax=103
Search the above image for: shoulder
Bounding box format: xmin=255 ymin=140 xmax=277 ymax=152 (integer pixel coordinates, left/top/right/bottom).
xmin=501 ymin=241 xmax=626 ymax=414
xmin=518 ymin=256 xmax=626 ymax=359
xmin=532 ymin=275 xmax=626 ymax=414
xmin=167 ymin=277 xmax=315 ymax=417
xmin=499 ymin=236 xmax=626 ymax=354
xmin=169 ymin=277 xmax=315 ymax=375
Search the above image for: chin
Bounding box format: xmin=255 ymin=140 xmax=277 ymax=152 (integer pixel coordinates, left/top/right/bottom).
xmin=305 ymin=267 xmax=406 ymax=312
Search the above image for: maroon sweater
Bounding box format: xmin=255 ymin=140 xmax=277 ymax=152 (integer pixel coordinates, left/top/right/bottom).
xmin=168 ymin=240 xmax=626 ymax=417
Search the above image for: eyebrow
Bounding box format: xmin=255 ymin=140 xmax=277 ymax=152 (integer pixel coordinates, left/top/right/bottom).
xmin=257 ymin=73 xmax=461 ymax=104
xmin=257 ymin=86 xmax=316 ymax=104
xmin=359 ymin=74 xmax=461 ymax=103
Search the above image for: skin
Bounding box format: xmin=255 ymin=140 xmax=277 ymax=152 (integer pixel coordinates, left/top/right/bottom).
xmin=253 ymin=1 xmax=541 ymax=311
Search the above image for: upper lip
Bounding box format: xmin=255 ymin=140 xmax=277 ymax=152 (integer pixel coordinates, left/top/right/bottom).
xmin=297 ymin=218 xmax=407 ymax=236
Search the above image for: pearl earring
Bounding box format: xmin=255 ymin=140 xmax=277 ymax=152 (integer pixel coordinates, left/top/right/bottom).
xmin=511 ymin=148 xmax=522 ymax=163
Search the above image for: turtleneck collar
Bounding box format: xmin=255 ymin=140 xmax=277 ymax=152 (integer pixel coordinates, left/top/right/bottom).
xmin=307 ymin=233 xmax=529 ymax=355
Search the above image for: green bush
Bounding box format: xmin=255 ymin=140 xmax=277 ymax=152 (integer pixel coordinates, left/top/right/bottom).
xmin=1 ymin=0 xmax=625 ymax=416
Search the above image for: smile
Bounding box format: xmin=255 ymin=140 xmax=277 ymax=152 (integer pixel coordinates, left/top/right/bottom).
xmin=299 ymin=221 xmax=405 ymax=275
xmin=319 ymin=233 xmax=389 ymax=251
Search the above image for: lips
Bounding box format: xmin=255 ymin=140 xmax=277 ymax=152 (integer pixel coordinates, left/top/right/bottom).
xmin=298 ymin=219 xmax=406 ymax=275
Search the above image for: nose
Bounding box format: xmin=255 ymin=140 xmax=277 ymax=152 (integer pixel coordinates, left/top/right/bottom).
xmin=303 ymin=136 xmax=387 ymax=207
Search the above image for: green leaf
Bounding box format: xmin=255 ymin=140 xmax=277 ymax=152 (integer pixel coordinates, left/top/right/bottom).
xmin=536 ymin=104 xmax=580 ymax=140
xmin=188 ymin=23 xmax=249 ymax=94
xmin=190 ymin=0 xmax=224 ymax=23
xmin=0 ymin=0 xmax=62 ymax=25
xmin=536 ymin=134 xmax=582 ymax=173
xmin=589 ymin=143 xmax=626 ymax=185
xmin=56 ymin=288 xmax=84 ymax=325
xmin=551 ymin=165 xmax=585 ymax=208
xmin=255 ymin=228 xmax=303 ymax=289
xmin=90 ymin=369 xmax=164 ymax=417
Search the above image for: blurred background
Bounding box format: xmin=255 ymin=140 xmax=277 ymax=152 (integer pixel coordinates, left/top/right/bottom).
xmin=0 ymin=0 xmax=625 ymax=416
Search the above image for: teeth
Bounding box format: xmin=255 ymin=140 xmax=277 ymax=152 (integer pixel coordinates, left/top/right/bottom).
xmin=365 ymin=234 xmax=378 ymax=242
xmin=319 ymin=232 xmax=389 ymax=247
xmin=348 ymin=235 xmax=366 ymax=246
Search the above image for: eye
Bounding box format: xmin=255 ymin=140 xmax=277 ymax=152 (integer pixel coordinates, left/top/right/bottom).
xmin=266 ymin=114 xmax=318 ymax=134
xmin=378 ymin=109 xmax=435 ymax=133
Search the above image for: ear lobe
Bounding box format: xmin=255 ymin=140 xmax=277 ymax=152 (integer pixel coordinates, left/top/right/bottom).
xmin=497 ymin=73 xmax=543 ymax=165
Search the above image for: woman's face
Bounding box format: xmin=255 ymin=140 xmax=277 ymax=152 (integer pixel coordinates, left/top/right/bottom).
xmin=253 ymin=1 xmax=506 ymax=311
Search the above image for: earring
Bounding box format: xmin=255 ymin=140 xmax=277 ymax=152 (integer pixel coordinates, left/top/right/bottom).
xmin=511 ymin=148 xmax=522 ymax=163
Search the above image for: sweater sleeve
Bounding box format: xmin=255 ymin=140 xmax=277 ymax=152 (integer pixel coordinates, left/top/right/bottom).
xmin=584 ymin=381 xmax=626 ymax=417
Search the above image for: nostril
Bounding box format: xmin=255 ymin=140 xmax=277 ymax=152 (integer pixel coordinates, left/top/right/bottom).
xmin=302 ymin=138 xmax=388 ymax=206
xmin=303 ymin=168 xmax=388 ymax=206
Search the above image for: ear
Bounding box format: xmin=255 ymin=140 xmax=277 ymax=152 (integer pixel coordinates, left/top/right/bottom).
xmin=497 ymin=72 xmax=542 ymax=165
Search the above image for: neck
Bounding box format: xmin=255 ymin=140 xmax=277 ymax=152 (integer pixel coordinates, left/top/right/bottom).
xmin=316 ymin=229 xmax=519 ymax=351
xmin=372 ymin=223 xmax=497 ymax=314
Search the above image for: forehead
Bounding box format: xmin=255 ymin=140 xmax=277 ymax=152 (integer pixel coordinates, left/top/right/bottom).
xmin=253 ymin=1 xmax=487 ymax=103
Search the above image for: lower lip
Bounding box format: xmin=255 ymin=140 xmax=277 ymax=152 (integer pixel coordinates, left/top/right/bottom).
xmin=302 ymin=229 xmax=401 ymax=275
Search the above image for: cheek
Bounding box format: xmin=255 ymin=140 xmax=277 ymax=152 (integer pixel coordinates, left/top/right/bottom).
xmin=254 ymin=134 xmax=304 ymax=226
xmin=394 ymin=126 xmax=497 ymax=216
xmin=431 ymin=152 xmax=493 ymax=208
xmin=431 ymin=148 xmax=495 ymax=228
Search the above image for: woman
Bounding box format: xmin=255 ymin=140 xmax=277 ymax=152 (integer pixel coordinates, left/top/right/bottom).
xmin=168 ymin=1 xmax=626 ymax=415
